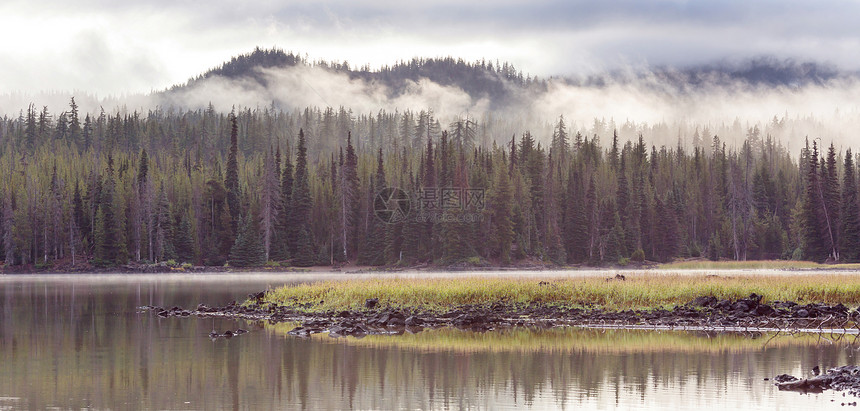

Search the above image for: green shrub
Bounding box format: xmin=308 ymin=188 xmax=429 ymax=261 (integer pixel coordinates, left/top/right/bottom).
xmin=689 ymin=243 xmax=701 ymax=258
xmin=631 ymin=249 xmax=645 ymax=262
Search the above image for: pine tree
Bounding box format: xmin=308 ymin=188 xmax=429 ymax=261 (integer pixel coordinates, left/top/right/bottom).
xmin=362 ymin=149 xmax=388 ymax=265
xmin=229 ymin=213 xmax=266 ymax=267
xmin=272 ymin=151 xmax=293 ymax=260
xmin=68 ymin=97 xmax=81 ymax=147
xmin=2 ymin=194 xmax=14 ymax=265
xmin=359 ymin=179 xmax=386 ymax=266
xmin=654 ymin=195 xmax=679 ymax=262
xmin=225 ymin=113 xmax=240 ymax=234
xmin=341 ymin=132 xmax=360 ymax=260
xmin=94 ymin=157 xmax=122 ymax=266
xmin=72 ymin=181 xmax=88 ymax=253
xmin=564 ymin=168 xmax=588 ymax=263
xmin=153 ymin=184 xmax=175 ymax=262
xmin=840 ymin=149 xmax=860 ymax=262
xmin=174 ymin=212 xmax=195 ymax=264
xmin=203 ymin=178 xmax=232 ymax=266
xmin=290 ymin=129 xmax=314 ymax=265
xmin=400 ymin=174 xmax=422 ymax=263
xmin=260 ymin=147 xmax=280 ymax=261
xmin=293 ymin=226 xmax=316 ymax=267
xmin=802 ymin=141 xmax=829 ymax=262
xmin=823 ymin=143 xmax=840 ymax=260
xmin=490 ymin=157 xmax=514 ymax=265
xmin=24 ymin=104 xmax=36 ymax=150
xmin=551 ymin=115 xmax=569 ymax=166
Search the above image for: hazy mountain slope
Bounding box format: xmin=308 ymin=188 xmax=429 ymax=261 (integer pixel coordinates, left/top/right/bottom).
xmin=164 ymin=48 xmax=853 ymax=109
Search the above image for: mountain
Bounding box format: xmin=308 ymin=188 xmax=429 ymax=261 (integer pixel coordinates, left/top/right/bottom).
xmin=161 ymin=48 xmax=857 ymax=111
xmin=166 ymin=47 xmax=545 ymax=108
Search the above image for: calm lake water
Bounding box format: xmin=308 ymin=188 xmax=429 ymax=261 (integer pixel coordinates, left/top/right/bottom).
xmin=0 ymin=272 xmax=858 ymax=410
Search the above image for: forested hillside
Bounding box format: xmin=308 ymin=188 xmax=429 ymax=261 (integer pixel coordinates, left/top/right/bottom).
xmin=0 ymin=94 xmax=858 ymax=269
xmin=166 ymin=47 xmax=546 ymax=109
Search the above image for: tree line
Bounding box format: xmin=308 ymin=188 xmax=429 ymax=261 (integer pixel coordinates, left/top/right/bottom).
xmin=0 ymin=98 xmax=858 ymax=268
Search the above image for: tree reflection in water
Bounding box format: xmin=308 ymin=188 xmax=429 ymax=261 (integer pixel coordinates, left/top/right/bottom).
xmin=0 ymin=276 xmax=855 ymax=410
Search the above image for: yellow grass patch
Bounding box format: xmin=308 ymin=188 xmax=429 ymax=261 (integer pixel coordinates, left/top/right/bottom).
xmin=260 ymin=273 xmax=860 ymax=312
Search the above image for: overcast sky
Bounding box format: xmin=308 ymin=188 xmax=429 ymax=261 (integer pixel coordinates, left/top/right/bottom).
xmin=2 ymin=0 xmax=859 ymax=96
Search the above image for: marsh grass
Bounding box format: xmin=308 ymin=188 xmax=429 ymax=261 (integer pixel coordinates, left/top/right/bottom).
xmin=264 ymin=322 xmax=836 ymax=354
xmin=657 ymin=260 xmax=860 ymax=270
xmin=260 ymin=273 xmax=860 ymax=312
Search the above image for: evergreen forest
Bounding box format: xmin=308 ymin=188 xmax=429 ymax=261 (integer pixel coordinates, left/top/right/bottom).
xmin=1 ymin=93 xmax=859 ymax=270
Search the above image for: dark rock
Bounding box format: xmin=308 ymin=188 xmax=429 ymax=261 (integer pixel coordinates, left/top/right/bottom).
xmin=690 ymin=296 xmax=718 ymax=307
xmin=235 ymin=328 xmax=248 ymax=335
xmin=336 ymin=310 xmax=351 ymax=318
xmin=405 ymin=316 xmax=421 ymax=326
xmin=795 ymin=308 xmax=810 ymax=318
xmin=732 ymin=301 xmax=751 ymax=313
xmin=813 ymin=365 xmax=821 ymax=376
xmin=754 ymin=304 xmax=775 ymax=316
xmin=777 ymin=375 xmax=833 ymax=393
xmin=303 ymin=319 xmax=328 ymax=328
xmin=365 ymin=298 xmax=379 ymax=309
xmin=453 ymin=313 xmax=491 ymax=328
xmin=288 ymin=326 xmax=322 ymax=337
xmin=387 ymin=316 xmax=405 ymax=327
xmin=774 ymin=374 xmax=798 ymax=383
xmin=774 ymin=301 xmax=797 ymax=309
xmin=440 ymin=310 xmax=460 ymax=318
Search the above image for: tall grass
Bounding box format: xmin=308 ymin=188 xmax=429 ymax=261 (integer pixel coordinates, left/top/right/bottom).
xmin=657 ymin=260 xmax=860 ymax=270
xmin=260 ymin=274 xmax=860 ymax=312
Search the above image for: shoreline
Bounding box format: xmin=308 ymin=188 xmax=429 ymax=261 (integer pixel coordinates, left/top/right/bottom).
xmin=6 ymin=257 xmax=860 ymax=275
xmin=142 ymin=292 xmax=860 ymax=339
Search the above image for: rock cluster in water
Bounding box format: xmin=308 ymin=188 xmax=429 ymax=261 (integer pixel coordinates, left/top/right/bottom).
xmin=139 ymin=292 xmax=860 ymax=340
xmin=774 ymin=366 xmax=860 ymax=401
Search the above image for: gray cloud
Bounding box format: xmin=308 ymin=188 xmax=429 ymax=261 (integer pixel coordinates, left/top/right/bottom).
xmin=1 ymin=0 xmax=859 ymax=97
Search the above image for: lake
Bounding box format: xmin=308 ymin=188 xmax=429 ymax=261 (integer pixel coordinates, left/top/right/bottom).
xmin=0 ymin=273 xmax=857 ymax=410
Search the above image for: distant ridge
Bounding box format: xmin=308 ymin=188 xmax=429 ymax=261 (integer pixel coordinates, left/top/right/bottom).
xmin=162 ymin=47 xmax=857 ymax=109
xmin=168 ymin=47 xmax=545 ymax=107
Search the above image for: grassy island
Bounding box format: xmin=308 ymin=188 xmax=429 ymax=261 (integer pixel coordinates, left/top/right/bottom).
xmin=258 ymin=272 xmax=860 ymax=312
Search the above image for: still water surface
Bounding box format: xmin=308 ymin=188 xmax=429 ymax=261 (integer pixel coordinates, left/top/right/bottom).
xmin=0 ymin=273 xmax=858 ymax=410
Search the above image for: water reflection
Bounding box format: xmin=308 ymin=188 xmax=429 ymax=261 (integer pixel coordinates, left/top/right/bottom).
xmin=0 ymin=275 xmax=856 ymax=410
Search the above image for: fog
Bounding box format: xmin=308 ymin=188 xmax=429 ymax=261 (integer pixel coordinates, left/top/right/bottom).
xmin=161 ymin=64 xmax=492 ymax=119
xmin=4 ymin=61 xmax=860 ymax=153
